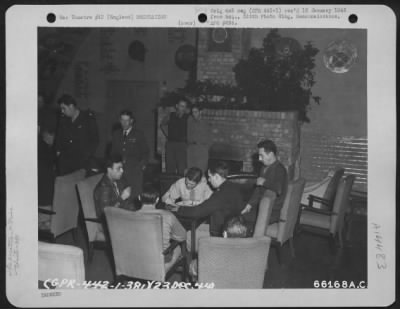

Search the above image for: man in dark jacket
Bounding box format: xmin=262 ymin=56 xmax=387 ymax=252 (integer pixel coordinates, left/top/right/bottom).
xmin=241 ymin=139 xmax=288 ymax=226
xmin=111 ymin=110 xmax=149 ymax=199
xmin=175 ymin=161 xmax=244 ymax=237
xmin=55 ymin=94 xmax=99 ymax=175
xmin=93 ymin=154 xmax=135 ymax=219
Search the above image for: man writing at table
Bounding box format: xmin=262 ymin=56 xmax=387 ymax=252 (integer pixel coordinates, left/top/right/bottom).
xmin=162 ymin=167 xmax=213 ymax=207
xmin=172 ymin=161 xmax=245 ymax=251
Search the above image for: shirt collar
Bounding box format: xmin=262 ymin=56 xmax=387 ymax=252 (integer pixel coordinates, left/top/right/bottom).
xmin=123 ymin=127 xmax=132 ymax=135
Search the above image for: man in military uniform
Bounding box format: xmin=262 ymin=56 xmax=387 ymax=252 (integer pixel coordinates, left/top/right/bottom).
xmin=55 ymin=94 xmax=99 ymax=176
xmin=160 ymin=98 xmax=189 ymax=175
xmin=111 ymin=110 xmax=149 ymax=199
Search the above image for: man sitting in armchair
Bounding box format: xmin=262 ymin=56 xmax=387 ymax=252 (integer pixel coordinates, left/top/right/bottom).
xmin=93 ymin=154 xmax=136 ymax=220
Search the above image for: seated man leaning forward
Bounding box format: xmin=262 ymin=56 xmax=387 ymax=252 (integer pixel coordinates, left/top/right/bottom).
xmin=137 ymin=185 xmax=187 ymax=264
xmin=162 ymin=167 xmax=213 ymax=207
xmin=94 ymin=154 xmax=136 ymax=220
xmin=173 ymin=161 xmax=245 ymax=251
xmin=241 ymin=139 xmax=288 ymax=226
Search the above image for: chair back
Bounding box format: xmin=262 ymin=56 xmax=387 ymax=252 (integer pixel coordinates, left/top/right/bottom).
xmin=77 ymin=173 xmax=103 ymax=242
xmin=159 ymin=173 xmax=181 ymax=196
xmin=50 ymin=169 xmax=86 ymax=237
xmin=323 ymin=167 xmax=345 ymax=204
xmin=276 ymin=178 xmax=306 ymax=243
xmin=301 ymin=167 xmax=344 ymax=207
xmin=227 ymin=173 xmax=257 ymax=203
xmin=330 ymin=175 xmax=355 ymax=234
xmin=253 ymin=191 xmax=276 ymax=237
xmin=104 ymin=207 xmax=166 ymax=281
xmin=38 ymin=242 xmax=85 ymax=286
xmin=198 ymin=236 xmax=271 ymax=288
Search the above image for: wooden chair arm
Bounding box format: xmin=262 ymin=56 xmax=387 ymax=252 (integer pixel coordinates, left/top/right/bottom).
xmin=302 ymin=206 xmax=337 ymax=216
xmin=38 ymin=208 xmax=56 ymax=215
xmin=308 ymin=195 xmax=331 ymax=207
xmin=84 ymin=218 xmax=102 ymax=223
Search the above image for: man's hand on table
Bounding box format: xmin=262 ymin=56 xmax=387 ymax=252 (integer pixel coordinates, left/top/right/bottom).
xmin=166 ymin=204 xmax=180 ymax=212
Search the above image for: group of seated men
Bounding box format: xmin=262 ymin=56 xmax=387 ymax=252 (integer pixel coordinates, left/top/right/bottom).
xmin=93 ymin=139 xmax=288 ymax=270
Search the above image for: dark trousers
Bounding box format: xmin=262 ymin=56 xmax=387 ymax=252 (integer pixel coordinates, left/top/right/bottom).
xmin=124 ymin=160 xmax=144 ymax=199
xmin=166 ymin=141 xmax=187 ymax=175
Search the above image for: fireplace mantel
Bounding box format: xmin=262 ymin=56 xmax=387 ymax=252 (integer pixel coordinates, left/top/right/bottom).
xmin=157 ymin=107 xmax=301 ymax=180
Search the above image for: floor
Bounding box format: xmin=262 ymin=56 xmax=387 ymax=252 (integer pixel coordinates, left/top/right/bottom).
xmin=52 ymin=212 xmax=367 ymax=289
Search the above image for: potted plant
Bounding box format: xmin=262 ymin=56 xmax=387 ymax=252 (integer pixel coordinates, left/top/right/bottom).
xmin=233 ymin=29 xmax=320 ymax=122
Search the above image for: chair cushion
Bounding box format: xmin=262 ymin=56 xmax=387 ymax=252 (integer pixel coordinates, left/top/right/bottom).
xmin=266 ymin=223 xmax=278 ymax=238
xmin=300 ymin=210 xmax=331 ymax=230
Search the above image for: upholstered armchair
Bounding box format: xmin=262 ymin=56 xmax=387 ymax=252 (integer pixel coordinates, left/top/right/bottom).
xmin=301 ymin=167 xmax=345 ymax=210
xmin=252 ymin=190 xmax=277 ymax=237
xmin=38 ymin=242 xmax=85 ymax=288
xmin=264 ymin=178 xmax=306 ymax=263
xmin=198 ymin=236 xmax=271 ymax=288
xmin=76 ymin=173 xmax=104 ymax=262
xmin=38 ymin=169 xmax=86 ymax=242
xmin=299 ymin=175 xmax=355 ymax=250
xmin=104 ymin=207 xmax=188 ymax=283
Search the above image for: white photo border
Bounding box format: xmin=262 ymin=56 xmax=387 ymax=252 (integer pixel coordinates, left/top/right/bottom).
xmin=5 ymin=4 xmax=396 ymax=307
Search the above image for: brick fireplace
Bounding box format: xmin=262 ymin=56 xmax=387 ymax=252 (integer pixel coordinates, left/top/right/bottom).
xmin=157 ymin=107 xmax=301 ymax=180
xmin=156 ymin=28 xmax=301 ymax=180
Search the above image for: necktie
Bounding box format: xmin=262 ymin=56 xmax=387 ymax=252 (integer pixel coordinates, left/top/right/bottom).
xmin=189 ymin=189 xmax=195 ymax=205
xmin=123 ymin=131 xmax=128 ymax=138
xmin=113 ymin=182 xmax=120 ymax=197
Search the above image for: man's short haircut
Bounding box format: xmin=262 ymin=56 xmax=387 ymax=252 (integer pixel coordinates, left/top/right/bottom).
xmin=120 ymin=109 xmax=135 ymax=121
xmin=57 ymin=94 xmax=77 ymax=107
xmin=105 ymin=154 xmax=123 ymax=169
xmin=257 ymin=139 xmax=277 ymax=155
xmin=224 ymin=216 xmax=248 ymax=238
xmin=208 ymin=161 xmax=230 ymax=179
xmin=185 ymin=167 xmax=203 ymax=183
xmin=139 ymin=185 xmax=160 ymax=205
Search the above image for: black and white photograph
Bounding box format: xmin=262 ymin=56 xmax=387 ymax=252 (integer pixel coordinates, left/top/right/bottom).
xmin=5 ymin=4 xmax=396 ymax=307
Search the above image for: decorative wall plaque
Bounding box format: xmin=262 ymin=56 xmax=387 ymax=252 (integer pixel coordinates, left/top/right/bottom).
xmin=128 ymin=40 xmax=147 ymax=62
xmin=208 ymin=28 xmax=232 ymax=52
xmin=323 ymin=40 xmax=358 ymax=73
xmin=175 ymin=44 xmax=196 ymax=71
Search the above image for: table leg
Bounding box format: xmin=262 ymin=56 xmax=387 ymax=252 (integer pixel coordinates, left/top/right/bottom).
xmin=191 ymin=220 xmax=196 ymax=259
